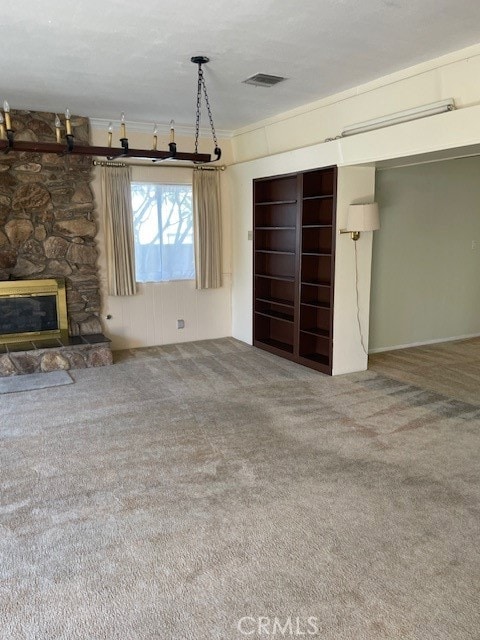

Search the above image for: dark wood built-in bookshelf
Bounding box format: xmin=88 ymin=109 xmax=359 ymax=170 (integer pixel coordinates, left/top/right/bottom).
xmin=253 ymin=167 xmax=337 ymax=374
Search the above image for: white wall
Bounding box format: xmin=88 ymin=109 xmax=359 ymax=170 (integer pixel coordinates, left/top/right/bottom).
xmin=333 ymin=167 xmax=376 ymax=374
xmin=230 ymin=41 xmax=480 ymax=374
xmin=370 ymin=157 xmax=480 ymax=352
xmin=90 ymin=126 xmax=233 ymax=350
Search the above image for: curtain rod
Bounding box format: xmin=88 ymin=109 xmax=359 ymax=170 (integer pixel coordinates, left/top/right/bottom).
xmin=92 ymin=160 xmax=226 ymax=171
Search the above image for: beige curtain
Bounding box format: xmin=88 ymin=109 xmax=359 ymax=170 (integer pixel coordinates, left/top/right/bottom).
xmin=193 ymin=169 xmax=222 ymax=289
xmin=101 ymin=166 xmax=136 ymax=296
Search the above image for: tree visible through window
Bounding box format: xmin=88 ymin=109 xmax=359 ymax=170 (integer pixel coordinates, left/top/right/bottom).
xmin=131 ymin=183 xmax=195 ymax=282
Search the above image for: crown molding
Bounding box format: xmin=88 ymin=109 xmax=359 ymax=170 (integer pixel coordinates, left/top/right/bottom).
xmin=89 ymin=117 xmax=233 ymax=139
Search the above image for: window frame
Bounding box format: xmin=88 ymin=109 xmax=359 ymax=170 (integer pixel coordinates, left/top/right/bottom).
xmin=131 ymin=180 xmax=195 ymax=284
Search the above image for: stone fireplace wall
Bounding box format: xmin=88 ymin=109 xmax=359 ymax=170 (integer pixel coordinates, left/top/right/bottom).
xmin=0 ymin=110 xmax=101 ymax=335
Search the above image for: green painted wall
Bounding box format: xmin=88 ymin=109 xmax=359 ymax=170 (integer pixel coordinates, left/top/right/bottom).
xmin=370 ymin=157 xmax=480 ymax=352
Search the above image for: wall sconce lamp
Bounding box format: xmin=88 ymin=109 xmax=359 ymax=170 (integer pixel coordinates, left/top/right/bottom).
xmin=340 ymin=203 xmax=380 ymax=240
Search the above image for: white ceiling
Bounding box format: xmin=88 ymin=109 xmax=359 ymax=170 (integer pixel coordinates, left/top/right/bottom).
xmin=3 ymin=0 xmax=480 ymax=133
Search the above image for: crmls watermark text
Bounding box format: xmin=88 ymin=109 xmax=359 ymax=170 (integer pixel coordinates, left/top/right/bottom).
xmin=237 ymin=616 xmax=319 ymax=636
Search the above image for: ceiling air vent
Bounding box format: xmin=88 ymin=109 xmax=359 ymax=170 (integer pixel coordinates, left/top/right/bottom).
xmin=242 ymin=73 xmax=287 ymax=88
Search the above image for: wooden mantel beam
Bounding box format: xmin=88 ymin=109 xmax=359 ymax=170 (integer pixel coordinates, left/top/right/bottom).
xmin=0 ymin=139 xmax=214 ymax=164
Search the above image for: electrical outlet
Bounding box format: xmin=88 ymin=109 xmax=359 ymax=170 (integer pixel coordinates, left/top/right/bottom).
xmin=472 ymin=241 xmax=477 ymax=251
xmin=177 ymin=319 xmax=185 ymax=329
xmin=247 ymin=230 xmax=253 ymax=241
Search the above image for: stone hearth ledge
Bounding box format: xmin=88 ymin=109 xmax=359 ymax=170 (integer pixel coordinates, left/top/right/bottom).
xmin=0 ymin=334 xmax=112 ymax=376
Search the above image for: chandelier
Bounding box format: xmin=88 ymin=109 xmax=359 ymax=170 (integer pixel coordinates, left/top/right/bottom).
xmin=0 ymin=56 xmax=221 ymax=164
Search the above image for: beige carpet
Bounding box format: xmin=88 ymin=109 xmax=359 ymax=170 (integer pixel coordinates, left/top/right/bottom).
xmin=369 ymin=336 xmax=480 ymax=405
xmin=1 ymin=337 xmax=480 ymax=639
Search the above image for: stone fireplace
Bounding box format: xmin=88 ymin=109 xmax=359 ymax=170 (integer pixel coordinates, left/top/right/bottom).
xmin=0 ymin=109 xmax=112 ymax=376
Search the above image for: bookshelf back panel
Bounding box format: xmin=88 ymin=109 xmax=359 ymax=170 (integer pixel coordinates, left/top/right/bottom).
xmin=301 ymin=284 xmax=331 ymax=307
xmin=302 ymin=227 xmax=333 ymax=254
xmin=255 ymin=202 xmax=297 ymax=227
xmin=299 ymin=333 xmax=330 ymax=358
xmin=300 ymin=306 xmax=331 ymax=333
xmin=256 ymin=229 xmax=296 ymax=253
xmin=302 ymin=198 xmax=334 ymax=226
xmin=255 ymin=253 xmax=295 ymax=279
xmin=255 ymin=277 xmax=295 ymax=305
xmin=303 ymin=168 xmax=335 ymax=198
xmin=301 ymin=255 xmax=332 ymax=286
xmin=255 ymin=315 xmax=294 ymax=351
xmin=255 ymin=176 xmax=297 ymax=203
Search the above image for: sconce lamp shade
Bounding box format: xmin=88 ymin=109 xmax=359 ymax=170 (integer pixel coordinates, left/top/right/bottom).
xmin=346 ymin=203 xmax=380 ymax=232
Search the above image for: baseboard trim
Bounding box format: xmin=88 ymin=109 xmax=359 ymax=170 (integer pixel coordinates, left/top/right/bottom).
xmin=369 ymin=332 xmax=480 ymax=354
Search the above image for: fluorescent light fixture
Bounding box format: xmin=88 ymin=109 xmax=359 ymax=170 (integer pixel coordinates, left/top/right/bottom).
xmin=341 ymin=99 xmax=455 ymax=137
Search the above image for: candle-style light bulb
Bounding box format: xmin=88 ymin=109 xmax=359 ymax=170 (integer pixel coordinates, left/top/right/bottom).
xmin=107 ymin=122 xmax=113 ymax=147
xmin=65 ymin=108 xmax=72 ymax=135
xmin=152 ymin=123 xmax=158 ymax=150
xmin=169 ymin=119 xmax=175 ymax=144
xmin=3 ymin=101 xmax=11 ymax=130
xmin=0 ymin=112 xmax=5 ymax=140
xmin=120 ymin=112 xmax=126 ymax=139
xmin=54 ymin=114 xmax=61 ymax=143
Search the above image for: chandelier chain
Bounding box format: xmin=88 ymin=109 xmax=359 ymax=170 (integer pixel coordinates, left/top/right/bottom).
xmin=194 ymin=63 xmax=218 ymax=154
xmin=201 ymin=75 xmax=218 ymax=149
xmin=194 ymin=66 xmax=203 ymax=154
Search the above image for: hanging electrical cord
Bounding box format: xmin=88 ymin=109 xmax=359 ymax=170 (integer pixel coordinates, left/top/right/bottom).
xmin=354 ymin=241 xmax=369 ymax=356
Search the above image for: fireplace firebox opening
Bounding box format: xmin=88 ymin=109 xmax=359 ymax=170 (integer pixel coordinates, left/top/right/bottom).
xmin=0 ymin=279 xmax=68 ymax=345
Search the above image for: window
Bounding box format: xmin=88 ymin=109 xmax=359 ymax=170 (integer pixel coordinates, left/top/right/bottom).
xmin=131 ymin=183 xmax=195 ymax=283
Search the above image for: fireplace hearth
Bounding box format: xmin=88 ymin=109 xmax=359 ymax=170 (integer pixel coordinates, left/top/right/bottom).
xmin=0 ymin=279 xmax=112 ymax=377
xmin=0 ymin=334 xmax=112 ymax=376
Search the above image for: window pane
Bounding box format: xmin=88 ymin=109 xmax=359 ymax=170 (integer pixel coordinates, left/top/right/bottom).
xmin=131 ymin=183 xmax=195 ymax=282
